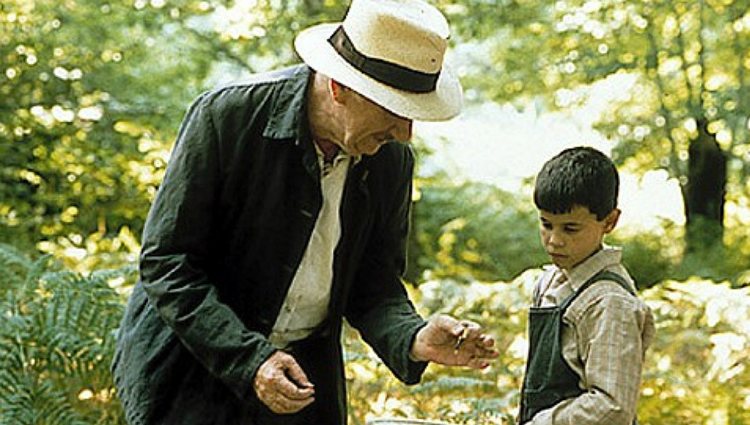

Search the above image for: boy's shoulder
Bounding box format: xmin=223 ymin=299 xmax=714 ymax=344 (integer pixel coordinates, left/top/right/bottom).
xmin=564 ymin=264 xmax=650 ymax=324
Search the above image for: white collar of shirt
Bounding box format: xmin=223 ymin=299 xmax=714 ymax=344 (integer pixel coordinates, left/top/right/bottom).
xmin=313 ymin=142 xmax=359 ymax=176
xmin=543 ymin=245 xmax=623 ymax=291
xmin=538 ymin=246 xmax=623 ymax=306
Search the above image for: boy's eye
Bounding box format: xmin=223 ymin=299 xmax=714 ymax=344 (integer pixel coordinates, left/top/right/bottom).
xmin=564 ymin=226 xmax=580 ymax=233
xmin=541 ymin=222 xmax=552 ymax=230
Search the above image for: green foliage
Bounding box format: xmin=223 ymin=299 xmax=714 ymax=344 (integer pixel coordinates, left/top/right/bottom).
xmin=638 ymin=279 xmax=750 ymax=424
xmin=408 ymin=177 xmax=546 ymax=283
xmin=444 ymin=0 xmax=750 ymax=245
xmin=1 ymin=0 xmax=202 ymax=262
xmin=612 ymin=231 xmax=676 ymax=288
xmin=611 ymin=219 xmax=750 ymax=288
xmin=346 ymin=271 xmax=750 ymax=425
xmin=0 ymin=0 xmax=348 ymax=268
xmin=0 ymin=244 xmax=133 ymax=424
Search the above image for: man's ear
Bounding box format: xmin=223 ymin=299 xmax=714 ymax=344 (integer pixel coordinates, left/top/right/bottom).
xmin=329 ymin=79 xmax=348 ymax=103
xmin=603 ymin=208 xmax=621 ymax=233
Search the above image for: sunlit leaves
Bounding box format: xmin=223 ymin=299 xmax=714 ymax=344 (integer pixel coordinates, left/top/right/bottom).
xmin=450 ymin=0 xmax=750 ymax=243
xmin=408 ymin=179 xmax=545 ymax=283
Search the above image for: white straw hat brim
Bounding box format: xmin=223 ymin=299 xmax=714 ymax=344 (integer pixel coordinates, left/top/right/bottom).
xmin=295 ymin=23 xmax=462 ymax=121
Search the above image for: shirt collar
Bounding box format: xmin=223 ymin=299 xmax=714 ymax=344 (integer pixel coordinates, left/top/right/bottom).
xmin=313 ymin=142 xmax=354 ymax=175
xmin=554 ymin=245 xmax=623 ymax=291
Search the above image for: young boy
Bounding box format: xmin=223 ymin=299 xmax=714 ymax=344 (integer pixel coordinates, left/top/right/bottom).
xmin=518 ymin=146 xmax=655 ymax=424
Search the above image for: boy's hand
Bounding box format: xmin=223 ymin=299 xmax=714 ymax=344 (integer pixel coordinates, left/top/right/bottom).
xmin=410 ymin=315 xmax=498 ymax=369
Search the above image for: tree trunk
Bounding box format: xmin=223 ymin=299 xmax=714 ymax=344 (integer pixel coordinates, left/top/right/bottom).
xmin=684 ymin=118 xmax=727 ymax=252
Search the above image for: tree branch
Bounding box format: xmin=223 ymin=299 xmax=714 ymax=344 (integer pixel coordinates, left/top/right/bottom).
xmin=644 ymin=6 xmax=685 ymax=179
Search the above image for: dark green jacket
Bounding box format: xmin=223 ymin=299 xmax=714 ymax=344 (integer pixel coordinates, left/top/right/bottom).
xmin=112 ymin=65 xmax=428 ymax=425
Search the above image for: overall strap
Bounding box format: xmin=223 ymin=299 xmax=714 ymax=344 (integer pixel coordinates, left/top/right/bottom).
xmin=559 ymin=270 xmax=635 ymax=311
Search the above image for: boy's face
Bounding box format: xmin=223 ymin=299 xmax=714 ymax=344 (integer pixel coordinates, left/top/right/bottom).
xmin=538 ymin=205 xmax=620 ymax=270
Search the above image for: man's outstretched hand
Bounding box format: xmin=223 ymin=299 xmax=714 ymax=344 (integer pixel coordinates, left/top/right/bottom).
xmin=410 ymin=315 xmax=499 ymax=369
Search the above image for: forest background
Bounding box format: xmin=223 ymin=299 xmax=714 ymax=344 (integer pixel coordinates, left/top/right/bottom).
xmin=1 ymin=0 xmax=749 ymax=424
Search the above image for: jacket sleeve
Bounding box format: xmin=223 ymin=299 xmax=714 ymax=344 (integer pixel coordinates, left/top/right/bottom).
xmin=345 ymin=145 xmax=428 ymax=384
xmin=139 ymin=93 xmax=276 ymax=404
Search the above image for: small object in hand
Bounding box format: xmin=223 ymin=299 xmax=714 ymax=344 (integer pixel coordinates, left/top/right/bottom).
xmin=453 ymin=324 xmax=469 ymax=351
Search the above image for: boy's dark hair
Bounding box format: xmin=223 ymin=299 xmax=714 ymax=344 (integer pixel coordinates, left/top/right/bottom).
xmin=533 ymin=146 xmax=619 ymax=220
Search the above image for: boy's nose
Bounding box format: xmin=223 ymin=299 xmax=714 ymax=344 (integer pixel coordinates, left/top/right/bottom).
xmin=548 ymin=232 xmax=565 ymax=247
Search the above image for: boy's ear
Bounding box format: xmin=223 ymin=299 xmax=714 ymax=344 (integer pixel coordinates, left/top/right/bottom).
xmin=602 ymin=208 xmax=621 ymax=233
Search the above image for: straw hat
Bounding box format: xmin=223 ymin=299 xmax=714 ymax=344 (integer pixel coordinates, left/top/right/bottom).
xmin=294 ymin=0 xmax=463 ymax=121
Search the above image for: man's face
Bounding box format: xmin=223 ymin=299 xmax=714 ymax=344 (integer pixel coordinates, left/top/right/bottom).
xmin=335 ymin=88 xmax=413 ymax=156
xmin=538 ymin=205 xmax=619 ymax=270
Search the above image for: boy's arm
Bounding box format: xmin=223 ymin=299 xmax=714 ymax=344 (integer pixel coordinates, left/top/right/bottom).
xmin=528 ymin=291 xmax=652 ymax=425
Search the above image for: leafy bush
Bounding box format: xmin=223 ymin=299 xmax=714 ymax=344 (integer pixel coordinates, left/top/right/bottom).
xmin=638 ymin=279 xmax=750 ymax=424
xmin=408 ymin=179 xmax=545 ymax=284
xmin=0 ymin=244 xmax=133 ymax=425
xmin=612 ymin=220 xmax=750 ymax=288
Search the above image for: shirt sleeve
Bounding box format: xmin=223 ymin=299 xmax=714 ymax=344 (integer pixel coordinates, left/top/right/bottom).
xmin=528 ymin=290 xmax=650 ymax=425
xmin=139 ymin=93 xmax=276 ymax=404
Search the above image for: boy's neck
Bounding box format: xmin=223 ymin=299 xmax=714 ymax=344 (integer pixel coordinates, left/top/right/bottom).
xmin=560 ymin=245 xmax=604 ymax=272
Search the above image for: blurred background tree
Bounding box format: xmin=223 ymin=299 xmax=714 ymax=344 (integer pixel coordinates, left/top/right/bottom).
xmin=438 ymin=0 xmax=750 ymax=255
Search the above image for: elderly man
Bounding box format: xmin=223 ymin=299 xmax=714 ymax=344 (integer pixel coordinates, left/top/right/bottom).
xmin=112 ymin=0 xmax=497 ymax=424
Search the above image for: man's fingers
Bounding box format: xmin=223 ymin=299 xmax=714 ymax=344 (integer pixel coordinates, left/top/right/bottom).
xmin=480 ymin=334 xmax=496 ymax=347
xmin=273 ymin=355 xmax=315 ymax=400
xmin=466 ymin=356 xmax=491 ymax=370
xmin=266 ymin=392 xmax=316 ymax=414
xmin=273 ymin=373 xmax=315 ymax=400
xmin=465 ymin=337 xmax=499 ymax=359
xmin=456 ymin=321 xmax=482 ymax=338
xmin=282 ymin=355 xmax=314 ymax=390
xmin=254 ymin=351 xmax=315 ymax=414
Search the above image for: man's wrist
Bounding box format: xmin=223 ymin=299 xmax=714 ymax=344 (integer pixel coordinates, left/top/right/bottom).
xmin=408 ymin=324 xmax=428 ymax=362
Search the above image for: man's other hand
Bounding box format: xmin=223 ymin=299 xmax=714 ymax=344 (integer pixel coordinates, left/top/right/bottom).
xmin=253 ymin=351 xmax=315 ymax=414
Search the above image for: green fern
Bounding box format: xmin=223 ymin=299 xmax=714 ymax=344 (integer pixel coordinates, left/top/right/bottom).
xmin=0 ymin=244 xmax=133 ymax=424
xmin=0 ymin=242 xmax=35 ymax=295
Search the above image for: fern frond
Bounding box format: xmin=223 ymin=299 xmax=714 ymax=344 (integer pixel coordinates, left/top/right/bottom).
xmin=0 ymin=370 xmax=89 ymax=425
xmin=0 ymin=244 xmax=33 ymax=296
xmin=0 ymin=246 xmax=130 ymax=424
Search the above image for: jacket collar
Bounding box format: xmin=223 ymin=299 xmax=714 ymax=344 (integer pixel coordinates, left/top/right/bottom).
xmin=262 ymin=64 xmax=312 ymax=142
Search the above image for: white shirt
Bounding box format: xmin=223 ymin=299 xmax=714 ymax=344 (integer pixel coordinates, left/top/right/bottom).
xmin=267 ymin=149 xmax=351 ymax=349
